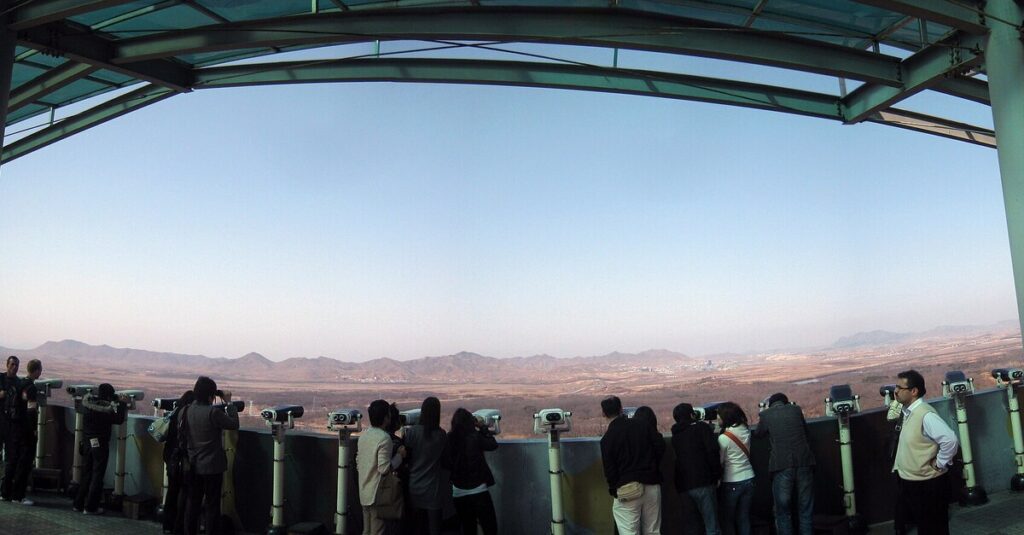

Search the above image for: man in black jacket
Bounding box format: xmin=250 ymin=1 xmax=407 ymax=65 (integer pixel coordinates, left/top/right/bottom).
xmin=73 ymin=383 xmax=127 ymax=514
xmin=183 ymin=376 xmax=239 ymax=535
xmin=600 ymin=395 xmax=664 ymax=535
xmin=6 ymin=359 xmax=41 ymax=505
xmin=0 ymin=356 xmax=21 ymax=502
xmin=671 ymin=403 xmax=721 ymax=535
xmin=753 ymin=393 xmax=816 ymax=535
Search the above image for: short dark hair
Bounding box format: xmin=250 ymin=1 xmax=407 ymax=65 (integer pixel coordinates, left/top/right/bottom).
xmin=768 ymin=393 xmax=789 ymax=406
xmin=898 ymin=370 xmax=927 ymax=397
xmin=633 ymin=406 xmax=658 ymax=430
xmin=97 ymin=383 xmax=115 ymax=402
xmin=601 ymin=396 xmax=623 ymax=418
xmin=193 ymin=376 xmax=218 ymax=404
xmin=421 ymin=396 xmax=441 ymax=434
xmin=386 ymin=403 xmax=402 ymax=434
xmin=6 ymin=355 xmax=18 ymax=366
xmin=26 ymin=359 xmax=41 ymax=374
xmin=717 ymin=401 xmax=748 ymax=428
xmin=673 ymin=403 xmax=695 ymax=424
xmin=368 ymin=399 xmax=390 ymax=427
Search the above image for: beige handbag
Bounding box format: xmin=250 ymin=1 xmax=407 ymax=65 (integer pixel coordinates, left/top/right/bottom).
xmin=616 ymin=481 xmax=644 ymax=502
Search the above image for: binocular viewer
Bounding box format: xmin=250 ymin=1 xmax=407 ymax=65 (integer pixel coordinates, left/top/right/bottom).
xmin=261 ymin=405 xmax=304 ymax=424
xmin=533 ymin=408 xmax=572 ymax=434
xmin=66 ymin=384 xmax=97 ymax=397
xmin=825 ymin=384 xmax=861 ymax=417
xmin=942 ymin=371 xmax=974 ymax=397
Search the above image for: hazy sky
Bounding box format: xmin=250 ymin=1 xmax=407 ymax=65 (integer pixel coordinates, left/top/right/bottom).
xmin=0 ymin=44 xmax=1016 ymax=361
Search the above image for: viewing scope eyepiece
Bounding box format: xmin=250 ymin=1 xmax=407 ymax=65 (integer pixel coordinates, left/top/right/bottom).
xmin=399 ymin=409 xmax=421 ymax=428
xmin=261 ymin=405 xmax=304 ymax=423
xmin=473 ymin=409 xmax=502 ymax=435
xmin=942 ymin=371 xmax=973 ymax=396
xmin=153 ymin=398 xmax=177 ymax=412
xmin=879 ymin=384 xmax=897 ymax=398
xmin=35 ymin=378 xmax=63 ymax=390
xmin=329 ymin=409 xmax=362 ymax=430
xmin=825 ymin=384 xmax=860 ymax=416
xmin=693 ymin=402 xmax=725 ymax=422
xmin=533 ymin=408 xmax=572 ymax=434
xmin=66 ymin=384 xmax=97 ymax=397
xmin=214 ymin=400 xmax=245 ymax=412
xmin=993 ymin=368 xmax=1024 ymax=382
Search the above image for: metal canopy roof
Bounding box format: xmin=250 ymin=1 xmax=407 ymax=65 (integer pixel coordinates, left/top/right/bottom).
xmin=1 ymin=0 xmax=1003 ymax=163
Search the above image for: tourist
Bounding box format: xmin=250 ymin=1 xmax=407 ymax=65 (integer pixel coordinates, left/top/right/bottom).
xmin=892 ymin=370 xmax=958 ymax=535
xmin=73 ymin=383 xmax=127 ymax=514
xmin=162 ymin=389 xmax=195 ymax=534
xmin=753 ymin=393 xmax=815 ymax=535
xmin=671 ymin=402 xmax=721 ymax=535
xmin=448 ymin=407 xmax=498 ymax=535
xmin=717 ymin=402 xmax=754 ymax=535
xmin=404 ymin=397 xmax=449 ymax=535
xmin=183 ymin=377 xmax=239 ymax=535
xmin=600 ymin=395 xmax=663 ymax=535
xmin=6 ymin=358 xmax=42 ymax=505
xmin=358 ymin=399 xmax=402 ymax=535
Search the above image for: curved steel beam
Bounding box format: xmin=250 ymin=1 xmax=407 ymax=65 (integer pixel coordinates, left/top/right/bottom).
xmin=114 ymin=7 xmax=905 ymax=86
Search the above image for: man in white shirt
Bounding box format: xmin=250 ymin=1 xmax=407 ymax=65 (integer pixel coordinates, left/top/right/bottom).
xmin=892 ymin=370 xmax=959 ymax=535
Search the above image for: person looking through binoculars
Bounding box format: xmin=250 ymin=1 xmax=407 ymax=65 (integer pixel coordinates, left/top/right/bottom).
xmin=448 ymin=407 xmax=499 ymax=535
xmin=73 ymin=383 xmax=127 ymax=515
xmin=181 ymin=376 xmax=238 ymax=535
xmin=753 ymin=393 xmax=815 ymax=535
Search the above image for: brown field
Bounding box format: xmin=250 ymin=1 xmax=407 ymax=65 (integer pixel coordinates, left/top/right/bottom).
xmin=37 ymin=329 xmax=1024 ymax=438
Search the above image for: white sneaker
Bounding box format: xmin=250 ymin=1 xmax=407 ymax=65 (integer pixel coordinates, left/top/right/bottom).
xmin=18 ymin=499 xmax=33 ymax=506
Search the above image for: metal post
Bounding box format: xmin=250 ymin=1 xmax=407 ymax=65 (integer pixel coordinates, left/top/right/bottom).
xmin=34 ymin=406 xmax=47 ymax=468
xmin=0 ymin=25 xmax=16 ymax=162
xmin=157 ymin=408 xmax=170 ymax=511
xmin=72 ymin=402 xmax=86 ymax=485
xmin=954 ymin=397 xmax=987 ymax=504
xmin=335 ymin=430 xmax=352 ymax=534
xmin=270 ymin=425 xmax=286 ymax=533
xmin=837 ymin=417 xmax=857 ymax=518
xmin=114 ymin=419 xmax=128 ymax=498
xmin=987 ymin=0 xmax=1024 ymax=348
xmin=548 ymin=431 xmax=565 ymax=535
xmin=1006 ymin=387 xmax=1024 ymax=490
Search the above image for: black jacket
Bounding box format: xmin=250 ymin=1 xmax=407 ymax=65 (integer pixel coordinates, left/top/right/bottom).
xmin=670 ymin=420 xmax=721 ymax=492
xmin=753 ymin=402 xmax=816 ymax=472
xmin=82 ymin=395 xmax=127 ymax=444
xmin=0 ymin=374 xmax=21 ymax=422
xmin=449 ymin=427 xmax=498 ymax=490
xmin=600 ymin=416 xmax=665 ymax=497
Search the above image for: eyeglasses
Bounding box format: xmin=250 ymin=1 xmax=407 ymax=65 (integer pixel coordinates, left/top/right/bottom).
xmin=894 ymin=385 xmax=912 ymax=391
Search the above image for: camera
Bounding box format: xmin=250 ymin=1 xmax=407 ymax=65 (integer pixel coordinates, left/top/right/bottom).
xmin=153 ymin=398 xmax=177 ymax=412
xmin=533 ymin=408 xmax=572 ymax=434
xmin=66 ymin=384 xmax=97 ymax=398
xmin=399 ymin=409 xmax=421 ymax=428
xmin=261 ymin=405 xmax=304 ymax=424
xmin=328 ymin=409 xmax=362 ymax=432
xmin=472 ymin=409 xmax=502 ymax=435
xmin=214 ymin=400 xmax=246 ymax=412
xmin=992 ymin=368 xmax=1024 ymax=384
xmin=942 ymin=371 xmax=974 ymax=397
xmin=824 ymin=384 xmax=860 ymax=417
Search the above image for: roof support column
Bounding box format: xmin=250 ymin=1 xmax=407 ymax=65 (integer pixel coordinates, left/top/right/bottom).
xmin=0 ymin=24 xmax=18 ymax=170
xmin=986 ymin=0 xmax=1024 ymax=346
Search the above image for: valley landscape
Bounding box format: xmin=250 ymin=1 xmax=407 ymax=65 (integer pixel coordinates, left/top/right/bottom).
xmin=3 ymin=321 xmax=1022 ymax=438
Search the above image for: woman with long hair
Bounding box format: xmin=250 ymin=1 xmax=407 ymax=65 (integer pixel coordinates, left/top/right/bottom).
xmin=448 ymin=408 xmax=499 ymax=535
xmin=716 ymin=402 xmax=755 ymax=535
xmin=162 ymin=389 xmax=195 ymax=534
xmin=403 ymin=397 xmax=448 ymax=535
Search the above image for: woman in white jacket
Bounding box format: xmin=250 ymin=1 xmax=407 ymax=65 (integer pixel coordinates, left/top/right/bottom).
xmin=717 ymin=402 xmax=754 ymax=535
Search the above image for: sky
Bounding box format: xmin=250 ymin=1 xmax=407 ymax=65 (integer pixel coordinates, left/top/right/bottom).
xmin=0 ymin=43 xmax=1018 ymax=362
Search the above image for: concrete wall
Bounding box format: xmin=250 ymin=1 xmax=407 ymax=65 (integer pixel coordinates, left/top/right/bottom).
xmin=42 ymin=386 xmax=1024 ymax=533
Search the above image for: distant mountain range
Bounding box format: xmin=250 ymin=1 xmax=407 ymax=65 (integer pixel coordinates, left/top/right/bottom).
xmin=0 ymin=340 xmax=695 ymax=384
xmin=1 ymin=321 xmax=1016 ymax=384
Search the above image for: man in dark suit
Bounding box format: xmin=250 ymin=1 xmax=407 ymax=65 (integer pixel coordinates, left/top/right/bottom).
xmin=753 ymin=393 xmax=816 ymax=535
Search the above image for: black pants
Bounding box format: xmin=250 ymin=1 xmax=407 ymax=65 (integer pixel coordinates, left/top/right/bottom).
xmin=1 ymin=423 xmax=30 ymax=501
xmin=412 ymin=508 xmax=443 ymax=535
xmin=454 ymin=491 xmax=497 ymax=535
xmin=74 ymin=441 xmax=109 ymax=512
xmin=185 ymin=471 xmax=223 ymax=535
xmin=163 ymin=464 xmax=188 ymax=534
xmin=897 ymin=473 xmax=950 ymax=535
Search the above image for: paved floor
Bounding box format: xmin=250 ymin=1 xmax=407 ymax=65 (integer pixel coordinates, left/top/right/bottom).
xmin=1 ymin=489 xmax=1023 ymax=534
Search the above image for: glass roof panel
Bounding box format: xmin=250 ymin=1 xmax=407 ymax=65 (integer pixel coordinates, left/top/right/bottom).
xmin=69 ymin=0 xmax=163 ymax=27
xmin=6 ymin=103 xmax=50 ymax=129
xmin=17 ymin=54 xmax=68 ymax=69
xmin=181 ymin=48 xmax=278 ymax=67
xmin=90 ymin=70 xmax=140 ymax=86
xmin=194 ymin=0 xmax=321 ymax=21
xmin=37 ymin=79 xmax=115 ymax=108
xmin=10 ymin=63 xmax=48 ymax=91
xmin=104 ymin=4 xmax=224 ymax=38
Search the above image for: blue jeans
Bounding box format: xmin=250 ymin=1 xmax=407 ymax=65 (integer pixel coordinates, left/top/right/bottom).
xmin=720 ymin=478 xmax=753 ymax=535
xmin=772 ymin=466 xmax=815 ymax=535
xmin=686 ymin=485 xmax=721 ymax=535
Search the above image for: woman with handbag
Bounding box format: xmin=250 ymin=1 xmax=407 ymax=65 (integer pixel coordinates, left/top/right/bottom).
xmin=717 ymin=402 xmax=755 ymax=535
xmin=448 ymin=408 xmax=499 ymax=535
xmin=403 ymin=397 xmax=448 ymax=535
xmin=162 ymin=390 xmax=195 ymax=534
xmin=358 ymin=400 xmax=406 ymax=535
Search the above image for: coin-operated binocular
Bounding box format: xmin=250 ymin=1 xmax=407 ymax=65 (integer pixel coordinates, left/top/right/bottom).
xmin=65 ymin=384 xmax=97 ymax=491
xmin=328 ymin=409 xmax=362 ymax=535
xmin=473 ymin=409 xmax=502 ymax=435
xmin=993 ymin=368 xmax=1024 ymax=491
xmin=824 ymin=385 xmax=865 ymax=533
xmin=942 ymin=371 xmax=987 ymax=505
xmin=695 ymin=402 xmax=725 ymax=433
xmin=399 ymin=408 xmax=421 ymax=428
xmin=31 ymin=379 xmax=62 ymax=469
xmin=534 ymin=408 xmax=572 ymax=535
xmin=111 ymin=389 xmax=145 ymax=505
xmin=879 ymin=385 xmax=902 ymax=422
xmin=261 ymin=405 xmax=304 ymax=535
